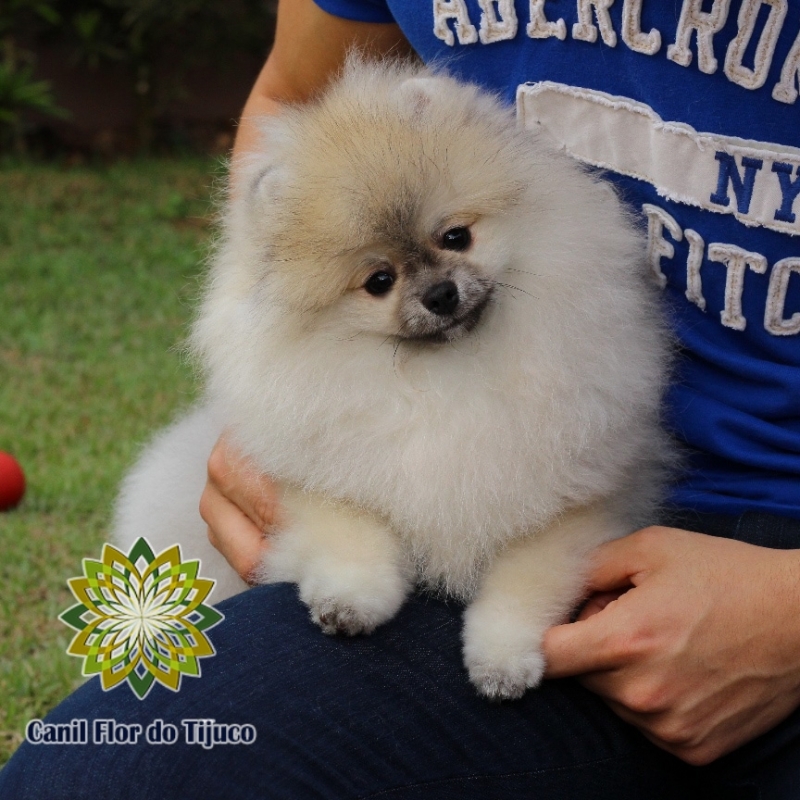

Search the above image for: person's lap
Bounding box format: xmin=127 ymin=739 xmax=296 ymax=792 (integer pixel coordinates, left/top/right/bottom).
xmin=1 ymin=510 xmax=798 ymax=799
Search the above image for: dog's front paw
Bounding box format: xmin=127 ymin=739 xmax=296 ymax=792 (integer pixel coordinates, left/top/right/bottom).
xmin=462 ymin=601 xmax=547 ymax=701
xmin=298 ymin=562 xmax=410 ymax=637
xmin=465 ymin=649 xmax=546 ymax=701
xmin=258 ymin=495 xmax=413 ymax=638
xmin=309 ymin=597 xmax=380 ymax=636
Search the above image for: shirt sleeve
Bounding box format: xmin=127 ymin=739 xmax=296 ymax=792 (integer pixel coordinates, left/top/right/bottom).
xmin=312 ymin=0 xmax=396 ymax=24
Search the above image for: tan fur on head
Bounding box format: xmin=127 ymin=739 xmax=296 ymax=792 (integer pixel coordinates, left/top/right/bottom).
xmin=233 ymin=58 xmax=533 ymax=318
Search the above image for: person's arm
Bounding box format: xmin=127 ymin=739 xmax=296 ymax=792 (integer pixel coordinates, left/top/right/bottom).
xmin=232 ymin=0 xmax=413 ymax=165
xmin=200 ymin=0 xmax=412 ymax=578
xmin=543 ymin=526 xmax=800 ymax=765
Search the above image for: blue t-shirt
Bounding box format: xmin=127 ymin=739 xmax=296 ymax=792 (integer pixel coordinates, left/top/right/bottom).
xmin=315 ymin=0 xmax=800 ymax=520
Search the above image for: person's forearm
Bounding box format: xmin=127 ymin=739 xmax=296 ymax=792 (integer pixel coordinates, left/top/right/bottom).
xmin=232 ymin=75 xmax=283 ymax=167
xmin=231 ymin=0 xmax=413 ymax=169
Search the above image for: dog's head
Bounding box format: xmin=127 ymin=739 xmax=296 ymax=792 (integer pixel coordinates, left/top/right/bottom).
xmin=230 ymin=59 xmax=542 ymax=344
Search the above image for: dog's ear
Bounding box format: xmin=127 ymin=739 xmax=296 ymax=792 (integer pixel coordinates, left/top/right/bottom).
xmin=250 ymin=162 xmax=285 ymax=205
xmin=242 ymin=118 xmax=290 ymax=205
xmin=397 ymin=76 xmax=439 ymax=118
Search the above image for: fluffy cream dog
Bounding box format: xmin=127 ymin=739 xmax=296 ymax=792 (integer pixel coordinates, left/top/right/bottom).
xmin=114 ymin=59 xmax=672 ymax=700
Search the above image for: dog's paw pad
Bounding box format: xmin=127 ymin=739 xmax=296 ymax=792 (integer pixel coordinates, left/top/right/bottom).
xmin=310 ymin=598 xmax=374 ymax=636
xmin=472 ymin=672 xmax=528 ymax=702
xmin=467 ymin=651 xmax=546 ymax=702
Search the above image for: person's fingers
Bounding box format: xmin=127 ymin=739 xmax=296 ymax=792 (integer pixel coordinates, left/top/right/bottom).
xmin=206 ymin=434 xmax=282 ymax=532
xmin=543 ymin=576 xmax=656 ymax=680
xmin=542 ymin=612 xmax=627 ymax=679
xmin=574 ymin=589 xmax=629 ymax=621
xmin=201 ymin=433 xmax=283 ymax=583
xmin=582 ymin=528 xmax=660 ymax=592
xmin=541 ymin=532 xmax=661 ymax=678
xmin=200 ymin=482 xmax=269 ymax=583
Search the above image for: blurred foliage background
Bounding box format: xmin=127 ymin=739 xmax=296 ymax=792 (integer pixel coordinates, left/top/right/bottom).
xmin=1 ymin=0 xmax=276 ymax=156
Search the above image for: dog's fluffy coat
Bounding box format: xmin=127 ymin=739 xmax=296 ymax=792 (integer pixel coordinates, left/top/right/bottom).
xmin=115 ymin=60 xmax=672 ymax=699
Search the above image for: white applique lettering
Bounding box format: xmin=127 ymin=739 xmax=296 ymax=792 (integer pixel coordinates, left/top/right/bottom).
xmin=637 ymin=202 xmax=798 ymax=336
xmin=772 ymin=24 xmax=800 ymax=103
xmin=572 ymin=0 xmax=617 ymax=46
xmin=724 ymin=0 xmax=788 ymax=90
xmin=478 ymin=0 xmax=518 ymax=43
xmin=526 ymin=0 xmax=567 ymax=40
xmin=667 ymin=0 xmax=732 ymax=74
xmin=765 ymin=257 xmax=800 ymax=334
xmin=643 ymin=203 xmax=681 ymax=288
xmin=433 ymin=0 xmax=479 ymax=46
xmin=685 ymin=228 xmax=707 ymax=310
xmin=517 ymin=82 xmax=800 ymax=236
xmin=621 ymin=0 xmax=661 ymax=55
xmin=707 ymin=243 xmax=768 ymax=330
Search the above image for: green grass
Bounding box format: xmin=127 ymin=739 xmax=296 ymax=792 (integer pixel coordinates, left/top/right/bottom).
xmin=0 ymin=157 xmax=218 ymax=765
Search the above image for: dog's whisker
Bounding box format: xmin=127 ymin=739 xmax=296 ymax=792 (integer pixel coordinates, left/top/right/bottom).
xmin=333 ymin=332 xmax=363 ymax=342
xmin=392 ymin=338 xmax=402 ymax=370
xmin=495 ymin=282 xmax=538 ymax=300
xmin=504 ymin=268 xmax=540 ymax=276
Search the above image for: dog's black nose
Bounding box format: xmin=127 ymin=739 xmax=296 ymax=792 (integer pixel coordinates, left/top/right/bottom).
xmin=422 ymin=281 xmax=459 ymax=316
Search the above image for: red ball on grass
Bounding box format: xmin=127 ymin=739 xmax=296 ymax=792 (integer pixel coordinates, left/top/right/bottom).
xmin=0 ymin=451 xmax=26 ymax=511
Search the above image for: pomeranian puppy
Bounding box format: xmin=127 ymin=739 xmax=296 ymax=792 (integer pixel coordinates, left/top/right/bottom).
xmin=114 ymin=58 xmax=672 ymax=700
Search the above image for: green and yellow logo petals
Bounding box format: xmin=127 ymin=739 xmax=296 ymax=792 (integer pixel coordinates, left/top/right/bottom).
xmin=59 ymin=538 xmax=224 ymax=699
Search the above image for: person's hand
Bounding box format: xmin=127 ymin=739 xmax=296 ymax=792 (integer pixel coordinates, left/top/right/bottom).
xmin=199 ymin=433 xmax=282 ymax=582
xmin=543 ymin=526 xmax=800 ymax=765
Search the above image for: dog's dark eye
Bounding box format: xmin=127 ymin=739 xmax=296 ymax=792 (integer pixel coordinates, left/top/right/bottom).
xmin=364 ymin=270 xmax=395 ymax=296
xmin=440 ymin=227 xmax=472 ymax=252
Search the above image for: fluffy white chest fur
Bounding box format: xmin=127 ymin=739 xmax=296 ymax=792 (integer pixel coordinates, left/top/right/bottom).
xmin=114 ymin=59 xmax=672 ymax=700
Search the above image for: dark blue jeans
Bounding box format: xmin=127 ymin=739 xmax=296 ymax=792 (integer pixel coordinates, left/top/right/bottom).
xmin=1 ymin=511 xmax=798 ymax=799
